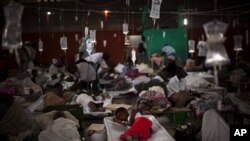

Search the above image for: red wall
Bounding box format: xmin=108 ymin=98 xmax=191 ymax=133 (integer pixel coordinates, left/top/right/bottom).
xmin=22 ymin=30 xmax=127 ymax=66
xmin=21 ymin=27 xmax=250 ymax=68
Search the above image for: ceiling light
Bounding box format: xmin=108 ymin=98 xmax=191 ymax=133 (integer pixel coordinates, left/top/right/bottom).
xmin=47 ymin=11 xmax=51 ymax=15
xmin=184 ymin=18 xmax=188 ymax=26
xmin=104 ymin=10 xmax=109 ymax=15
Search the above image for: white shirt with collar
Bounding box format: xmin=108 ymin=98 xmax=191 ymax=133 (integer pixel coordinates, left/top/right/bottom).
xmin=167 ymin=75 xmax=187 ymax=97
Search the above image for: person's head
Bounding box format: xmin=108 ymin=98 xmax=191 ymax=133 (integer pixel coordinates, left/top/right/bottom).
xmin=115 ymin=107 xmax=129 ymax=121
xmin=53 ymin=111 xmax=65 ymax=120
xmin=103 ymin=52 xmax=111 ymax=61
xmin=176 ymin=66 xmax=187 ymax=79
xmin=185 ymin=59 xmax=195 ymax=71
xmin=31 ymin=69 xmax=38 ymax=77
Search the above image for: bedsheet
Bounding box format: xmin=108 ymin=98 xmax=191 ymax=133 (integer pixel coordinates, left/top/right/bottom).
xmin=104 ymin=115 xmax=175 ymax=141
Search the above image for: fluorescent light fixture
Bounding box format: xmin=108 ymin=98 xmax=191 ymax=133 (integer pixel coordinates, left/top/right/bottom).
xmin=184 ymin=18 xmax=188 ymax=26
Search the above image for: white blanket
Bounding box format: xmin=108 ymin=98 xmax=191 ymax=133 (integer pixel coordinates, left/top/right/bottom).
xmin=104 ymin=115 xmax=175 ymax=141
xmin=34 ymin=111 xmax=80 ymax=130
xmin=185 ymin=74 xmax=211 ymax=88
xmin=202 ymin=109 xmax=229 ymax=141
xmin=38 ymin=118 xmax=81 ymax=141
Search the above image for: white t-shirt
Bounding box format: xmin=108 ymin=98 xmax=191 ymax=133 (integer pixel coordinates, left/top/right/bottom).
xmin=167 ymin=75 xmax=187 ymax=97
xmin=197 ymin=41 xmax=207 ymax=57
xmin=85 ymin=52 xmax=103 ymax=64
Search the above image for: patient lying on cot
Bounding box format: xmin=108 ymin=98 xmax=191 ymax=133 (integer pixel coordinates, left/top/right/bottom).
xmin=113 ymin=99 xmax=154 ymax=141
xmin=76 ymin=93 xmax=106 ymax=112
xmin=38 ymin=111 xmax=81 ymax=141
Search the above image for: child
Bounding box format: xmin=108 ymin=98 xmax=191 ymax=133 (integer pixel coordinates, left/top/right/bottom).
xmin=113 ymin=107 xmax=129 ymax=125
xmin=113 ymin=100 xmax=153 ymax=141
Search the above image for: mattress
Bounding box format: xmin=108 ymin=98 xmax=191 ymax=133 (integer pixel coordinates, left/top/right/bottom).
xmin=104 ymin=115 xmax=175 ymax=141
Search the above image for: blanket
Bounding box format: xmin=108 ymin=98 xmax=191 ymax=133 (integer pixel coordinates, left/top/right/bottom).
xmin=38 ymin=117 xmax=81 ymax=141
xmin=0 ymin=100 xmax=35 ymax=141
xmin=202 ymin=109 xmax=229 ymax=141
xmin=35 ymin=110 xmax=80 ymax=130
xmin=104 ymin=115 xmax=175 ymax=141
xmin=120 ymin=117 xmax=152 ymax=140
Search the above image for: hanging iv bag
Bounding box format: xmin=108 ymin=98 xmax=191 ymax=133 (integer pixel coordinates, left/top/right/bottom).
xmin=233 ymin=34 xmax=243 ymax=51
xmin=188 ymin=40 xmax=195 ymax=53
xmin=205 ymin=43 xmax=230 ymax=66
xmin=203 ymin=20 xmax=230 ymax=66
xmin=2 ymin=1 xmax=24 ymax=51
xmin=203 ymin=20 xmax=228 ymax=43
